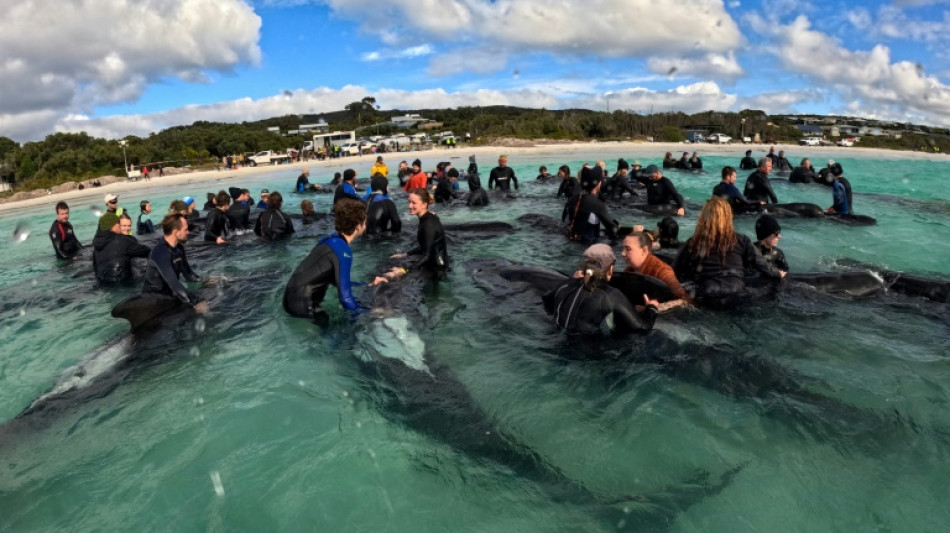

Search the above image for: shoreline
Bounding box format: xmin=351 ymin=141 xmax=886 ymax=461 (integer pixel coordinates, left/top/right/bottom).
xmin=1 ymin=140 xmax=946 ymax=214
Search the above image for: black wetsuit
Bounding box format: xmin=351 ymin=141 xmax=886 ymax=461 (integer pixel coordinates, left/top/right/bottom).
xmin=296 ymin=173 xmax=311 ymax=192
xmin=204 ymin=208 xmax=230 ymax=242
xmin=564 ymin=192 xmax=619 ymax=245
xmin=283 ymin=233 xmax=367 ymax=319
xmin=744 ymin=170 xmax=778 ymax=204
xmin=407 ymin=211 xmax=448 ymax=276
xmin=227 ymin=201 xmax=251 ymax=230
xmin=663 ymin=157 xmax=676 ymax=169
xmin=542 ymin=278 xmax=658 ymax=335
xmin=142 ymin=238 xmax=200 ymax=305
xmin=92 ymin=230 xmax=150 ymax=283
xmin=645 ymin=177 xmax=685 ymax=208
xmin=676 ymin=156 xmax=691 ymax=170
xmin=789 ymin=166 xmax=816 ymax=183
xmin=467 ymin=175 xmax=489 ymax=206
xmin=49 ymin=220 xmax=81 ymax=260
xmin=690 ymin=157 xmax=703 ymax=170
xmin=775 ymin=157 xmax=792 ymax=173
xmin=333 ymin=182 xmax=362 ymax=206
xmin=434 ymin=177 xmax=458 ymax=204
xmin=397 ymin=168 xmax=410 ymax=187
xmin=366 ymin=194 xmax=402 ymax=234
xmin=672 ymin=233 xmax=782 ymax=305
xmin=601 ymin=172 xmax=638 ymax=201
xmin=754 ymin=243 xmax=789 ymax=272
xmin=255 ymin=208 xmax=295 ymax=240
xmin=488 ymin=166 xmax=518 ymax=191
xmin=557 ymin=177 xmax=581 ymax=199
xmin=137 ymin=214 xmax=155 ymax=235
xmin=739 ymin=156 xmax=757 ymax=170
xmin=712 ymin=181 xmax=761 ymax=214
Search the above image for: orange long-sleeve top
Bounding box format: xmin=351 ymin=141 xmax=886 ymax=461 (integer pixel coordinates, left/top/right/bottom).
xmin=627 ymin=253 xmax=691 ymax=301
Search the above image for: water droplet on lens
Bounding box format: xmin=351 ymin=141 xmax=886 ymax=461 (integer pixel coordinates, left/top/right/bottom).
xmin=12 ymin=223 xmax=30 ymax=243
xmin=31 ymin=279 xmax=37 ymax=286
xmin=901 ymin=178 xmax=910 ymax=184
xmin=190 ymin=346 xmax=201 ymax=357
xmin=194 ymin=397 xmax=205 ymax=406
xmin=19 ymin=308 xmax=26 ymax=316
xmin=297 ymin=380 xmax=305 ymax=387
xmin=194 ymin=318 xmax=206 ymax=333
xmin=342 ymin=390 xmax=349 ymax=397
xmin=89 ymin=206 xmax=102 ymax=218
xmin=356 ymin=421 xmax=362 ymax=428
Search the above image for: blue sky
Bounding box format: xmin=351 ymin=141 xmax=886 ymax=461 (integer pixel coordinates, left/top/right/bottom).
xmin=2 ymin=0 xmax=949 ymax=141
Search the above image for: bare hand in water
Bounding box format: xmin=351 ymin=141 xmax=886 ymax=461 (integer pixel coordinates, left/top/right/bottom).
xmin=369 ymin=276 xmax=388 ymax=287
xmin=643 ymin=294 xmax=661 ymax=308
xmin=194 ymin=301 xmax=210 ymax=315
xmin=390 ymin=252 xmax=407 ymax=259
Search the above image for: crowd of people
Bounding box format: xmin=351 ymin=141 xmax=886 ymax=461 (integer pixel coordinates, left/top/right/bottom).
xmin=47 ymin=148 xmax=859 ymax=337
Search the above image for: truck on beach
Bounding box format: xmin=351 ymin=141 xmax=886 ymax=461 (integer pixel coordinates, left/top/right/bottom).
xmin=248 ymin=150 xmax=292 ymax=166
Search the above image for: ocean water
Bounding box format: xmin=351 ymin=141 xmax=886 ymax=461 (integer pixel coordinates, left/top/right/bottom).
xmin=0 ymin=149 xmax=948 ymax=532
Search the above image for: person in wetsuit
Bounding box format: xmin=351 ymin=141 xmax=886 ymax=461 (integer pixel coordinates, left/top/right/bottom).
xmin=601 ymin=159 xmax=638 ymax=201
xmin=556 ymin=165 xmax=580 ymax=199
xmin=93 ymin=213 xmax=150 ymax=283
xmin=227 ymin=189 xmax=252 ymax=230
xmin=826 ymin=173 xmax=852 ymax=215
xmin=488 ymin=155 xmax=518 ymax=191
xmin=434 ymin=168 xmax=460 ymax=204
xmin=656 ymin=216 xmax=682 ymax=250
xmin=467 ymin=155 xmax=478 ymax=177
xmin=50 ymin=201 xmax=82 ymax=260
xmin=296 ymin=168 xmax=314 ymax=193
xmin=256 ymin=189 xmax=269 ymax=210
xmin=365 ymin=174 xmax=402 ymax=235
xmin=397 ymin=161 xmax=411 ymax=187
xmin=789 ymin=158 xmax=816 ymax=183
xmin=254 ymin=191 xmax=295 ymax=240
xmin=676 ymin=151 xmax=691 ymax=170
xmin=563 ymin=166 xmax=620 ymax=245
xmin=142 ymin=213 xmax=206 ymax=311
xmin=137 ymin=201 xmax=155 ymax=236
xmin=743 ymin=157 xmax=778 ymax=204
xmin=739 ymin=150 xmax=757 ymax=170
xmin=543 ymin=244 xmax=659 ymax=335
xmin=536 ymin=165 xmax=554 ymax=182
xmin=204 ymin=190 xmax=231 ymax=244
xmin=689 ymin=152 xmax=703 ymax=170
xmin=662 ymin=152 xmax=675 ymax=169
xmin=283 ymin=199 xmax=388 ymax=323
xmin=774 ymin=150 xmax=792 ymax=173
xmin=387 ymin=188 xmax=449 ymax=280
xmin=672 ymin=197 xmax=785 ymax=307
xmin=467 ymin=171 xmax=490 ymax=207
xmin=754 ymin=214 xmax=789 ymax=272
xmin=643 ymin=165 xmax=686 ymax=216
xmin=713 ymin=165 xmax=762 ymax=214
xmin=333 ymin=168 xmax=362 ymax=209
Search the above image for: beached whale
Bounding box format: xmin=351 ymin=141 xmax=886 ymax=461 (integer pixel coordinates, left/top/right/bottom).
xmin=355 ymin=267 xmax=744 ymax=529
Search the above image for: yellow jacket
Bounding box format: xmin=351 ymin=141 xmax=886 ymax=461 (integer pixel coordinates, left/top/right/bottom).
xmin=370 ymin=162 xmax=389 ymax=177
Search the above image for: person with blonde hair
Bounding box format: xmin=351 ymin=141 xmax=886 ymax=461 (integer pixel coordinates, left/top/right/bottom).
xmin=672 ymin=197 xmax=785 ymax=307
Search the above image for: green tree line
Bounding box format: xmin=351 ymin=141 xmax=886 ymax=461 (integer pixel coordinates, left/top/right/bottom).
xmin=2 ymin=105 xmax=947 ymax=195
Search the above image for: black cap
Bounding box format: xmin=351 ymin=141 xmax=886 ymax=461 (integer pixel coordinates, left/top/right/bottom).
xmin=447 ymin=168 xmax=460 ymax=178
xmin=617 ymin=158 xmax=629 ymax=171
xmin=644 ymin=164 xmax=659 ymax=175
xmin=755 ymin=214 xmax=782 ymax=241
xmin=343 ymin=169 xmax=356 ymax=181
xmin=658 ymin=216 xmax=679 ymax=240
xmin=412 ymin=158 xmax=422 ymax=168
xmin=746 ymin=150 xmax=752 ymax=155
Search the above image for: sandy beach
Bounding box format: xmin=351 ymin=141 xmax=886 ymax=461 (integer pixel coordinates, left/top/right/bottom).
xmin=1 ymin=140 xmax=945 ymax=215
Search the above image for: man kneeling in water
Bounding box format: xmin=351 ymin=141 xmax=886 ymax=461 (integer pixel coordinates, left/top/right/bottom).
xmin=283 ymin=199 xmax=388 ymax=325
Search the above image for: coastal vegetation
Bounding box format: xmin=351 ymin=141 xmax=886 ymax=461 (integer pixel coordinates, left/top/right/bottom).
xmin=1 ymin=104 xmax=948 ymax=195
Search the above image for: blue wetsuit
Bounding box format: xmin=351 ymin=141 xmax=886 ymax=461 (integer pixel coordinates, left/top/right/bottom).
xmin=832 ymin=179 xmax=851 ymax=215
xmin=283 ymin=233 xmax=367 ymax=318
xmin=142 ymin=238 xmax=200 ymax=305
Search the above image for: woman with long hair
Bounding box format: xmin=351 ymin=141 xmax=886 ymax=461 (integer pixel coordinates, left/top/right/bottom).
xmin=387 ymin=188 xmax=448 ymax=279
xmin=672 ymin=197 xmax=785 ymax=307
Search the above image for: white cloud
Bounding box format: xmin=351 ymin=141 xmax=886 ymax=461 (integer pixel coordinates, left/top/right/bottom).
xmin=361 ymin=45 xmax=434 ymax=62
xmin=647 ymin=52 xmax=745 ymax=82
xmin=844 ymin=5 xmax=950 ymax=45
xmin=325 ymin=0 xmax=742 ymax=75
xmin=747 ymin=14 xmax=950 ymax=125
xmin=0 ymin=0 xmax=261 ymax=139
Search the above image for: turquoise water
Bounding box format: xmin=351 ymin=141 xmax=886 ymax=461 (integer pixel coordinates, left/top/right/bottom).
xmin=1 ymin=150 xmax=948 ymax=532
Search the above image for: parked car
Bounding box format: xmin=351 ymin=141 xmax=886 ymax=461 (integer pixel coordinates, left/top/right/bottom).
xmin=707 ymin=133 xmax=732 ymax=144
xmin=836 ymin=138 xmax=855 ymax=147
xmin=799 ymin=137 xmax=821 ymax=146
xmin=339 ymin=142 xmax=361 ymax=156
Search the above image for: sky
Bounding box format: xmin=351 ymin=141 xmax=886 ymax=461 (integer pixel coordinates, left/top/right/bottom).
xmin=2 ymin=0 xmax=950 ymax=142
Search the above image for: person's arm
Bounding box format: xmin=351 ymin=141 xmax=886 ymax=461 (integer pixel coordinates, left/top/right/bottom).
xmin=284 ymin=211 xmax=296 ymax=234
xmin=487 ymin=169 xmax=497 ymax=190
xmin=127 ymin=238 xmax=151 ymax=258
xmin=510 ymin=169 xmax=518 ymax=190
xmin=153 ymin=246 xmax=198 ymax=305
xmin=608 ymin=289 xmax=658 ymax=333
xmin=763 ymin=176 xmax=778 ymax=203
xmin=592 ymin=200 xmax=618 ymax=241
xmin=330 ymin=240 xmax=367 ymax=312
xmin=49 ymin=222 xmax=69 ymax=259
xmin=743 ymin=237 xmax=783 ymax=278
xmin=664 ymin=179 xmax=685 ymax=209
xmin=407 ymin=217 xmax=438 ymax=270
xmin=672 ymin=245 xmax=696 ymax=282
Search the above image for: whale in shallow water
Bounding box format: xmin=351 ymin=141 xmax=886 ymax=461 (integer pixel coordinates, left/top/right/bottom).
xmin=350 ymin=266 xmax=745 ymax=529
